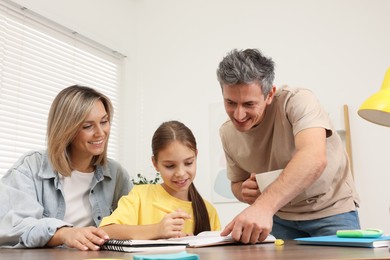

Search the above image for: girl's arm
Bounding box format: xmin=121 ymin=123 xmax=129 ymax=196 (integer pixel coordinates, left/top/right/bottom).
xmin=101 ymin=211 xmax=191 ymax=240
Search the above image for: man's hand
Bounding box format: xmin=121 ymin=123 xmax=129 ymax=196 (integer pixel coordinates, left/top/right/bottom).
xmin=220 ymin=203 xmax=273 ymax=244
xmin=50 ymin=226 xmax=109 ymax=251
xmin=241 ymin=173 xmax=261 ymax=204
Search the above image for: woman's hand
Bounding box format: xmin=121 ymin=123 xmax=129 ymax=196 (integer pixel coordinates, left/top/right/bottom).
xmin=48 ymin=226 xmax=109 ymax=251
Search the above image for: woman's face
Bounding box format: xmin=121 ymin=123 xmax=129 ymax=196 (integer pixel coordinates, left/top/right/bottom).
xmin=69 ymin=100 xmax=110 ymax=162
xmin=153 ymin=140 xmax=197 ymax=201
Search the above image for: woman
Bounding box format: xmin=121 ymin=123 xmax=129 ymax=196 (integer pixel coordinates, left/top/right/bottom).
xmin=0 ymin=85 xmax=132 ymax=250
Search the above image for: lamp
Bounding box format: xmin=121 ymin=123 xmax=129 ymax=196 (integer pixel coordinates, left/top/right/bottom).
xmin=358 ymin=67 xmax=390 ymax=127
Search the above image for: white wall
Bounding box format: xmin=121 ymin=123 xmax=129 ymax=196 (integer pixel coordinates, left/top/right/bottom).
xmin=12 ymin=0 xmax=390 ymax=233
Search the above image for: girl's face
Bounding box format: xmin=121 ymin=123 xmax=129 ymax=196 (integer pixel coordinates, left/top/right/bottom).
xmin=153 ymin=140 xmax=197 ymax=201
xmin=69 ymin=100 xmax=110 ymax=163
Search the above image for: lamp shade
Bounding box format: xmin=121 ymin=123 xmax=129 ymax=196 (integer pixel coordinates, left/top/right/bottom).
xmin=358 ymin=67 xmax=390 ymax=127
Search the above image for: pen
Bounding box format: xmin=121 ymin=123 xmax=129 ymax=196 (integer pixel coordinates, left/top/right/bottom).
xmin=152 ymin=202 xmax=193 ymax=222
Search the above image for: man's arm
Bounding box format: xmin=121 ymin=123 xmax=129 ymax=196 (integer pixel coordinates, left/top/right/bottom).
xmin=231 ymin=181 xmax=244 ymax=202
xmin=222 ymin=127 xmax=328 ymax=243
xmin=255 ymin=127 xmax=327 ymax=214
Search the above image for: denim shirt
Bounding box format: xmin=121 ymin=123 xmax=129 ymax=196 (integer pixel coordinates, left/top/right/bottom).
xmin=0 ymin=150 xmax=133 ymax=248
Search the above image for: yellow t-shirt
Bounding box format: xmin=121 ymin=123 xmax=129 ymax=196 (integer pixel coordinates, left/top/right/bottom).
xmin=100 ymin=184 xmax=221 ymax=234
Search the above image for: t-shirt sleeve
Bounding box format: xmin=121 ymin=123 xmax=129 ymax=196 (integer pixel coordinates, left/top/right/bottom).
xmin=285 ymin=89 xmax=333 ymax=137
xmin=99 ymin=188 xmax=140 ymax=226
xmin=205 ymin=200 xmax=221 ymax=231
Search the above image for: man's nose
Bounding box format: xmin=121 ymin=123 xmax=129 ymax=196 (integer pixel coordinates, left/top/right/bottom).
xmin=234 ymin=106 xmax=245 ymax=120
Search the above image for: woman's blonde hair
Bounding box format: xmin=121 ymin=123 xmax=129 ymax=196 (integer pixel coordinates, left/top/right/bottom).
xmin=47 ymin=85 xmax=113 ymax=176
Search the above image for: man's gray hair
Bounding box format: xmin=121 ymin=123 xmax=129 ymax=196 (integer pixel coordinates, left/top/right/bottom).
xmin=216 ymin=49 xmax=275 ymax=97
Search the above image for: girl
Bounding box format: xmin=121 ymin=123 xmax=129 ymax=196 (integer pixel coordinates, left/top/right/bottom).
xmin=100 ymin=120 xmax=220 ymax=239
xmin=0 ymin=85 xmax=132 ymax=250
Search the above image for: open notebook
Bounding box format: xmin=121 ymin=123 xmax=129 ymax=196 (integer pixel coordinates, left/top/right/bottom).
xmin=102 ymin=231 xmax=276 ymax=252
xmin=168 ymin=231 xmax=276 ymax=248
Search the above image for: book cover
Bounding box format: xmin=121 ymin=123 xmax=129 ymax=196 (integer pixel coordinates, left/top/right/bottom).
xmin=295 ymin=235 xmax=390 ymax=248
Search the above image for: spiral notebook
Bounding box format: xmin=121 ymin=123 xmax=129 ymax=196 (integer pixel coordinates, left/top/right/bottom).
xmin=101 ymin=239 xmax=187 ymax=253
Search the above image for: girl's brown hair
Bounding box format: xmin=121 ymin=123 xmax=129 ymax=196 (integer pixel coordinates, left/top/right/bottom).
xmin=152 ymin=120 xmax=211 ymax=235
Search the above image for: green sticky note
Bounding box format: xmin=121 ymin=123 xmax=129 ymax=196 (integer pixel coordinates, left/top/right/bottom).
xmin=133 ymin=251 xmax=199 ymax=260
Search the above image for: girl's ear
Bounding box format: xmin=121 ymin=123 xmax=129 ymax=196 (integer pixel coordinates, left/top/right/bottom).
xmin=151 ymin=156 xmax=158 ymax=170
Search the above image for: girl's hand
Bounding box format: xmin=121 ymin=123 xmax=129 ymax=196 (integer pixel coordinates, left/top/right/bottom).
xmin=158 ymin=210 xmax=191 ymax=239
xmin=51 ymin=226 xmax=109 ymax=251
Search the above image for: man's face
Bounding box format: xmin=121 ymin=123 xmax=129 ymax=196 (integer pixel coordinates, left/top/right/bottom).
xmin=222 ymin=82 xmax=274 ymax=132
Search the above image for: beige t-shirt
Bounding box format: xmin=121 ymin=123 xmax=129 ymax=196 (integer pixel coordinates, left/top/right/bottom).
xmin=219 ymin=86 xmax=359 ymax=221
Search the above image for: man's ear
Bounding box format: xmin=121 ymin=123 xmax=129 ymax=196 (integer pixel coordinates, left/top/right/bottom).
xmin=266 ymin=86 xmax=276 ymax=104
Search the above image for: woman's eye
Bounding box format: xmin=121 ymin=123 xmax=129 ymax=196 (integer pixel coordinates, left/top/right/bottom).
xmin=83 ymin=125 xmax=92 ymax=129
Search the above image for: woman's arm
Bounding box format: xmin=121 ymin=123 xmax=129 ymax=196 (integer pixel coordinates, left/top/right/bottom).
xmin=46 ymin=226 xmax=109 ymax=250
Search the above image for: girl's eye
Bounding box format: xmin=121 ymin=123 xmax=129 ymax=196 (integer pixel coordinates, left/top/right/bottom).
xmin=185 ymin=161 xmax=193 ymax=166
xmin=83 ymin=124 xmax=92 ymax=129
xmin=165 ymin=165 xmax=174 ymax=169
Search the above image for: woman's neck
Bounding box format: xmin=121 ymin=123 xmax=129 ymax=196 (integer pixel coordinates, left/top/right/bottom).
xmin=70 ymin=154 xmax=94 ymax=173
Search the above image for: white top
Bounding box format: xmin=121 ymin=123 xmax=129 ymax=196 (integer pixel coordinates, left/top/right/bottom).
xmin=60 ymin=170 xmax=94 ymax=227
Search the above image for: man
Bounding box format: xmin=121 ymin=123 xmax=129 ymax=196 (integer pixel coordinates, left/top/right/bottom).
xmin=217 ymin=48 xmax=360 ymax=244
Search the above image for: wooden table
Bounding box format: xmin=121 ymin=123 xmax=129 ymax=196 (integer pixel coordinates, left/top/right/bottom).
xmin=1 ymin=240 xmax=390 ymax=260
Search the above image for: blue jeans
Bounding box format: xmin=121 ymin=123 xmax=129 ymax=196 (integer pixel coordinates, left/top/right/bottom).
xmin=271 ymin=211 xmax=361 ymax=239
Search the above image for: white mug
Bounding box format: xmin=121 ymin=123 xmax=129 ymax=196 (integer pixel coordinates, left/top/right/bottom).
xmin=255 ymin=169 xmax=283 ymax=192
